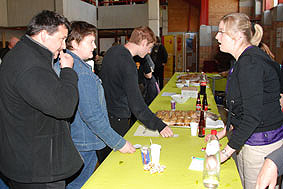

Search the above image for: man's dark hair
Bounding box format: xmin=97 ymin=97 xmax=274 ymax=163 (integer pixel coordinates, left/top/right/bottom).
xmin=66 ymin=21 xmax=96 ymax=50
xmin=26 ymin=10 xmax=70 ymax=36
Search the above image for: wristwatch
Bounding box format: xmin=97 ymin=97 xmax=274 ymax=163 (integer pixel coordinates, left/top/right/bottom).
xmin=221 ymin=149 xmax=230 ymax=158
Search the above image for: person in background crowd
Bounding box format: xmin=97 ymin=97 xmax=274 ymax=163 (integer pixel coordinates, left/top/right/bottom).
xmin=0 ymin=10 xmax=83 ymax=189
xmin=256 ymin=145 xmax=283 ymax=189
xmin=134 ymin=55 xmax=152 ymax=98
xmin=210 ymin=12 xmax=283 ymax=189
xmin=150 ymin=36 xmax=168 ymax=89
xmin=0 ymin=36 xmax=19 ymax=62
xmin=97 ymin=26 xmax=173 ymax=163
xmin=54 ymin=21 xmax=135 ymax=189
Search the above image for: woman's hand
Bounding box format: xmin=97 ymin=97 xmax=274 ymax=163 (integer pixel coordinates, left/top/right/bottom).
xmin=205 ymin=127 xmax=227 ymax=142
xmin=220 ymin=145 xmax=235 ymax=163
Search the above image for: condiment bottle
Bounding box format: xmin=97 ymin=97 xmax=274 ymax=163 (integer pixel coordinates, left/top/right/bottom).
xmin=196 ymin=93 xmax=201 ymax=111
xmin=198 ymin=110 xmax=205 ymax=138
xmin=202 ymin=94 xmax=208 ymax=111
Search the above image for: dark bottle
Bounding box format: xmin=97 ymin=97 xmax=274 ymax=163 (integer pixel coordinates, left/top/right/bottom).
xmin=198 ymin=111 xmax=206 ymax=138
xmin=202 ymin=94 xmax=208 ymax=111
xmin=200 ymin=72 xmax=207 ymax=95
xmin=196 ymin=93 xmax=202 ymax=111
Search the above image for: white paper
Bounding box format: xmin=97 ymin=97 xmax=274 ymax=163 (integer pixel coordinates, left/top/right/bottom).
xmin=162 ymin=92 xmax=176 ymax=96
xmin=188 ymin=157 xmax=204 ymax=171
xmin=206 ymin=118 xmax=224 ymax=129
xmin=134 ymin=125 xmax=160 ymax=137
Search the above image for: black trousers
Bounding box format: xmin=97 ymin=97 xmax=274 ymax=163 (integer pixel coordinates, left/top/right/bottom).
xmin=153 ymin=66 xmax=164 ymax=89
xmin=96 ymin=114 xmax=130 ymax=164
xmin=9 ymin=180 xmax=65 ymax=189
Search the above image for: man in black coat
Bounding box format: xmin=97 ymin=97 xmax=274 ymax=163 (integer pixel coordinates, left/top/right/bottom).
xmin=0 ymin=10 xmax=83 ymax=189
xmin=150 ymin=36 xmax=168 ymax=89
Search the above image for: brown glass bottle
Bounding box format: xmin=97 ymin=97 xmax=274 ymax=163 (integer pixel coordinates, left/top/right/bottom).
xmin=198 ymin=110 xmax=205 ymax=137
xmin=196 ymin=93 xmax=201 ymax=111
xmin=202 ymin=94 xmax=208 ymax=111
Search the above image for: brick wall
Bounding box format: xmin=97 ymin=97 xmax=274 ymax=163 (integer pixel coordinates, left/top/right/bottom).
xmin=209 ymin=0 xmax=239 ymax=26
xmin=168 ymin=0 xmax=200 ymax=32
xmin=198 ymin=0 xmax=238 ymax=72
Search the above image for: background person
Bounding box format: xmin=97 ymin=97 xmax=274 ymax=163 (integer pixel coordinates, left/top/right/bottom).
xmin=54 ymin=21 xmax=135 ymax=188
xmin=97 ymin=26 xmax=173 ymax=163
xmin=0 ymin=36 xmax=19 ymax=62
xmin=211 ymin=13 xmax=283 ymax=189
xmin=150 ymin=36 xmax=168 ymax=89
xmin=0 ymin=10 xmax=83 ymax=189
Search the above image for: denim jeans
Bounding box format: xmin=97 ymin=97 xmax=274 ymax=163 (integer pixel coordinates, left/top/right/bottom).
xmin=0 ymin=178 xmax=8 ymax=189
xmin=67 ymin=151 xmax=97 ymax=189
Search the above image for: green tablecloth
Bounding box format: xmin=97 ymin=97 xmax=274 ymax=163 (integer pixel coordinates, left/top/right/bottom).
xmin=82 ymin=72 xmax=242 ymax=189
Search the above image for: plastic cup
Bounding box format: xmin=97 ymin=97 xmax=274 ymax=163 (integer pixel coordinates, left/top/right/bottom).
xmin=150 ymin=144 xmax=161 ymax=165
xmin=185 ymin=80 xmax=190 ymax=86
xmin=140 ymin=145 xmax=150 ymax=165
xmin=190 ymin=122 xmax=198 ymax=136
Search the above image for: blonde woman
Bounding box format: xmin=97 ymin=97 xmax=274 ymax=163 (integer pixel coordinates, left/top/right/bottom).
xmin=213 ymin=13 xmax=283 ymax=188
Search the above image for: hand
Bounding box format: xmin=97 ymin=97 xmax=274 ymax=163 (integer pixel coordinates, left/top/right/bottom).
xmin=205 ymin=134 xmax=212 ymax=142
xmin=118 ymin=141 xmax=136 ymax=154
xmin=205 ymin=128 xmax=226 ymax=142
xmin=256 ymin=158 xmax=278 ymax=189
xmin=219 ymin=71 xmax=228 ymax=77
xmin=220 ymin=145 xmax=235 ymax=163
xmin=59 ymin=50 xmax=74 ymax=68
xmin=160 ymin=126 xmax=173 ymax=137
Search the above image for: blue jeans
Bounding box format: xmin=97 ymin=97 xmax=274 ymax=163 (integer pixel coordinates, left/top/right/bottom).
xmin=66 ymin=151 xmax=97 ymax=189
xmin=0 ymin=178 xmax=9 ymax=189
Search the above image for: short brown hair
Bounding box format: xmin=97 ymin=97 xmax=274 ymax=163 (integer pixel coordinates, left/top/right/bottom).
xmin=129 ymin=26 xmax=156 ymax=45
xmin=66 ymin=21 xmax=96 ymax=50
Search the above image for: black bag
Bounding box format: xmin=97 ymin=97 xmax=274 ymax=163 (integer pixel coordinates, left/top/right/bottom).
xmin=144 ymin=75 xmax=160 ymax=105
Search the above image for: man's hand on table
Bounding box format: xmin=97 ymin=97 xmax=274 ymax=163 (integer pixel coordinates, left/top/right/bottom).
xmin=160 ymin=126 xmax=174 ymax=137
xmin=119 ymin=141 xmax=136 ymax=153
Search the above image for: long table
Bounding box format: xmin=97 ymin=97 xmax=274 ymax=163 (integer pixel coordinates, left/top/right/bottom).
xmin=82 ymin=72 xmax=242 ymax=189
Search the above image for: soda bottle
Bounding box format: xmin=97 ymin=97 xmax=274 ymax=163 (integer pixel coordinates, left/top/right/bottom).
xmin=203 ymin=130 xmax=220 ymax=188
xmin=198 ymin=111 xmax=205 ymax=138
xmin=200 ymin=72 xmax=207 ymax=95
xmin=196 ymin=93 xmax=201 ymax=111
xmin=202 ymin=94 xmax=208 ymax=111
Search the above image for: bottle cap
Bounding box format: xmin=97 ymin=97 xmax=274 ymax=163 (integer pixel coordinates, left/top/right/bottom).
xmin=211 ymin=130 xmax=217 ymax=135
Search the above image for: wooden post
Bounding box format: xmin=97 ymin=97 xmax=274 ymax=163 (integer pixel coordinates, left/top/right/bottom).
xmin=2 ymin=32 xmax=6 ymax=48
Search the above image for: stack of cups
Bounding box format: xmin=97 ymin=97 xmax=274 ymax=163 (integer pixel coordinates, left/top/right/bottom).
xmin=190 ymin=122 xmax=198 ymax=136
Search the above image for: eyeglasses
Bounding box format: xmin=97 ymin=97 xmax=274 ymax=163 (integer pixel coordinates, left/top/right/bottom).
xmin=217 ymin=31 xmax=227 ymax=35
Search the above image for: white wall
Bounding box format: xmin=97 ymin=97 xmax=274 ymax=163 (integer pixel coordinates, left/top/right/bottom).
xmin=7 ymin=0 xmax=55 ymax=27
xmin=63 ymin=0 xmax=97 ymax=26
xmin=98 ymin=4 xmax=148 ymax=29
xmin=2 ymin=0 xmax=97 ymax=27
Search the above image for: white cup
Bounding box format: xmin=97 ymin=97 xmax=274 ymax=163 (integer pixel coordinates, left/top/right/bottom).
xmin=190 ymin=122 xmax=198 ymax=136
xmin=150 ymin=144 xmax=161 ymax=165
xmin=185 ymin=80 xmax=190 ymax=86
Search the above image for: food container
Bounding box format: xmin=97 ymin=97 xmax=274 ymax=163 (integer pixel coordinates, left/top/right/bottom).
xmin=181 ymin=86 xmax=198 ymax=98
xmin=171 ymin=94 xmax=189 ymax=104
xmin=176 ymin=83 xmax=185 ymax=88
